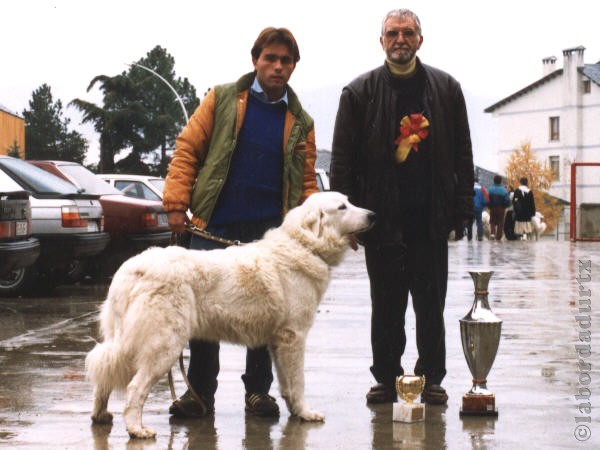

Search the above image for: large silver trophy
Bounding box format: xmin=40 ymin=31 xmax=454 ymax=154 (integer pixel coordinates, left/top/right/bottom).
xmin=459 ymin=271 xmax=501 ymax=416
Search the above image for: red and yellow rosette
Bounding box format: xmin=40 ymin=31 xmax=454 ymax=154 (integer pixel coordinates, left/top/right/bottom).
xmin=394 ymin=114 xmax=430 ymax=163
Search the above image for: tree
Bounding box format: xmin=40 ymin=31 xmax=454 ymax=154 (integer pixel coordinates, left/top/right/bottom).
xmin=70 ymin=46 xmax=199 ymax=175
xmin=504 ymin=141 xmax=564 ymax=232
xmin=5 ymin=140 xmax=21 ymax=158
xmin=123 ymin=46 xmax=199 ymax=175
xmin=70 ymin=75 xmax=146 ymax=173
xmin=22 ymin=84 xmax=87 ymax=163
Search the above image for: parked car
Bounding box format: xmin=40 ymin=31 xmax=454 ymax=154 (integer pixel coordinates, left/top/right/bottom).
xmin=99 ymin=174 xmax=165 ymax=201
xmin=0 ymin=173 xmax=40 ymax=277
xmin=315 ymin=168 xmax=330 ymax=192
xmin=101 ymin=171 xmax=332 ymax=196
xmin=30 ymin=161 xmax=172 ymax=277
xmin=0 ymin=156 xmax=109 ymax=296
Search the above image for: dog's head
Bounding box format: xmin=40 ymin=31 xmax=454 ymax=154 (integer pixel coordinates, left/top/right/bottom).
xmin=282 ymin=191 xmax=375 ymax=265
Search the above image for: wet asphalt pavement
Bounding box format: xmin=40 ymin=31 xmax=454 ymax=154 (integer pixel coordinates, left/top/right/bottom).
xmin=1 ymin=239 xmax=599 ymax=449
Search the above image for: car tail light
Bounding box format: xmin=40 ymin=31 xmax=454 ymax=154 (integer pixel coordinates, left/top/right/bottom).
xmin=61 ymin=206 xmax=88 ymax=228
xmin=0 ymin=220 xmax=31 ymax=238
xmin=99 ymin=215 xmax=105 ymax=232
xmin=141 ymin=212 xmax=159 ymax=228
xmin=0 ymin=221 xmax=14 ymax=238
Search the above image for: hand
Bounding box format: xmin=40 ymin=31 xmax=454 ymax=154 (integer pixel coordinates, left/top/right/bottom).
xmin=167 ymin=211 xmax=187 ymax=233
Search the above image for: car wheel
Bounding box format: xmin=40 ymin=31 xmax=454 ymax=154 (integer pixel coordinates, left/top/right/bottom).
xmin=0 ymin=267 xmax=31 ymax=297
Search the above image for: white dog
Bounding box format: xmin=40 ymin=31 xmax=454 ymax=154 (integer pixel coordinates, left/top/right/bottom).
xmin=482 ymin=210 xmax=491 ymax=240
xmin=531 ymin=212 xmax=547 ymax=240
xmin=86 ymin=191 xmax=375 ymax=439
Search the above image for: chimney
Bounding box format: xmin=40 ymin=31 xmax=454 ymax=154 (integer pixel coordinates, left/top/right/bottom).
xmin=563 ymin=46 xmax=586 ymax=72
xmin=542 ymin=56 xmax=557 ymax=76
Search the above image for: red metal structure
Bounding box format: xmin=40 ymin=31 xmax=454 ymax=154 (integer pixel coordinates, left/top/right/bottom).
xmin=570 ymin=162 xmax=600 ymax=241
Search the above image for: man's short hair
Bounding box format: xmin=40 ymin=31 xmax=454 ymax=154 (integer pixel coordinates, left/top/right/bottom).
xmin=251 ymin=27 xmax=300 ymax=63
xmin=381 ymin=9 xmax=422 ymax=36
xmin=493 ymin=175 xmax=502 ymax=184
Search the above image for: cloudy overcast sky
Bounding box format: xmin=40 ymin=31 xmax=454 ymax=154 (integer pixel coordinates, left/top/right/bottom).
xmin=2 ymin=0 xmax=598 ymax=171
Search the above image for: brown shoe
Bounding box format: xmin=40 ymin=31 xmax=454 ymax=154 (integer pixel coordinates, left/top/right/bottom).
xmin=421 ymin=384 xmax=448 ymax=405
xmin=366 ymin=383 xmax=397 ymax=404
xmin=245 ymin=393 xmax=280 ymax=417
xmin=169 ymin=389 xmax=214 ymax=418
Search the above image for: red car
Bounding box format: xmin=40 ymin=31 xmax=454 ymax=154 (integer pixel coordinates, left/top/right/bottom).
xmin=30 ymin=161 xmax=172 ymax=278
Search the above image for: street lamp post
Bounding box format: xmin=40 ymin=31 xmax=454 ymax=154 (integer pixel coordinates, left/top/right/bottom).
xmin=127 ymin=62 xmax=189 ymax=122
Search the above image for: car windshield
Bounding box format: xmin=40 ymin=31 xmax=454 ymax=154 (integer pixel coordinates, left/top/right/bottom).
xmin=0 ymin=168 xmax=26 ymax=192
xmin=149 ymin=178 xmax=165 ymax=193
xmin=0 ymin=157 xmax=80 ymax=195
xmin=59 ymin=164 xmax=122 ymax=195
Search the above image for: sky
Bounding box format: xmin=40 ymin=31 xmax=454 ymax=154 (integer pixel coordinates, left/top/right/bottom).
xmin=1 ymin=0 xmax=598 ymax=172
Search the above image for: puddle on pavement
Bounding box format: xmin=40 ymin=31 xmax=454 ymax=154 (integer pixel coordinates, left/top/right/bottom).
xmin=0 ymin=241 xmax=598 ymax=448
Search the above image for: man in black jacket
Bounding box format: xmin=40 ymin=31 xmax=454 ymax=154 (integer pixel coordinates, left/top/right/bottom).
xmin=330 ymin=8 xmax=474 ymax=405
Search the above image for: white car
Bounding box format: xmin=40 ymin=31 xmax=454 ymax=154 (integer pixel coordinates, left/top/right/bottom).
xmin=101 ymin=171 xmax=331 ymax=199
xmin=316 ymin=168 xmax=330 ymax=191
xmin=99 ymin=174 xmax=164 ymax=201
xmin=0 ymin=156 xmax=108 ymax=296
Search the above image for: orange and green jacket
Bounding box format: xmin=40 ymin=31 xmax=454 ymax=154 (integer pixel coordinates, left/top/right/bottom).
xmin=163 ymin=72 xmax=319 ymax=229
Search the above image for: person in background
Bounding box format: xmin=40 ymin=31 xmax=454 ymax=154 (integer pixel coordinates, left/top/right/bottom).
xmin=162 ymin=27 xmax=319 ymax=418
xmin=487 ymin=175 xmax=510 ymax=240
xmin=503 ymin=185 xmax=518 ymax=240
xmin=468 ymin=177 xmax=489 ymax=241
xmin=513 ymin=177 xmax=536 ymax=240
xmin=330 ymin=8 xmax=474 ymax=406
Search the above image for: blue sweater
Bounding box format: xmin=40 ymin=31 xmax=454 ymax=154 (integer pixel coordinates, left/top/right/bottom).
xmin=487 ymin=184 xmax=510 ymax=207
xmin=209 ymin=94 xmax=285 ymax=225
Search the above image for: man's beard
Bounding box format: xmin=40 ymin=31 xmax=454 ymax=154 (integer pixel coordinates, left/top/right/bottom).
xmin=388 ymin=48 xmax=416 ymax=65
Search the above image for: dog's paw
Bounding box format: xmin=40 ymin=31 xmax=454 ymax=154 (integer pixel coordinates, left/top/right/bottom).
xmin=91 ymin=411 xmax=113 ymax=424
xmin=298 ymin=409 xmax=325 ymax=422
xmin=127 ymin=425 xmax=157 ymax=439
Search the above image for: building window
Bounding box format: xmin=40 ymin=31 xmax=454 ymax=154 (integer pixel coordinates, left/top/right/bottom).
xmin=583 ymin=80 xmax=591 ymax=94
xmin=549 ymin=116 xmax=560 ymax=141
xmin=549 ymin=155 xmax=560 ymax=180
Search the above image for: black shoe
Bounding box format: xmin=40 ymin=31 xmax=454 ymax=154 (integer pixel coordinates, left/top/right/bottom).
xmin=421 ymin=384 xmax=448 ymax=405
xmin=169 ymin=389 xmax=214 ymax=418
xmin=366 ymin=383 xmax=397 ymax=404
xmin=245 ymin=392 xmax=280 ymax=417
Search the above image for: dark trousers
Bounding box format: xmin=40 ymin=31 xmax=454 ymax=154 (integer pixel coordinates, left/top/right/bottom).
xmin=364 ymin=238 xmax=448 ymax=388
xmin=187 ymin=217 xmax=281 ymax=397
xmin=489 ymin=206 xmax=506 ymax=240
xmin=467 ymin=210 xmax=484 ymax=240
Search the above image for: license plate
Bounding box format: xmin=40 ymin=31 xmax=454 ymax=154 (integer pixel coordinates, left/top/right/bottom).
xmin=87 ymin=222 xmax=99 ymax=232
xmin=158 ymin=213 xmax=168 ymax=227
xmin=16 ymin=221 xmax=28 ymax=236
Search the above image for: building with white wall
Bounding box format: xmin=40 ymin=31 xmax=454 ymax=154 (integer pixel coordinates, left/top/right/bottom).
xmin=485 ymin=46 xmax=600 ymax=203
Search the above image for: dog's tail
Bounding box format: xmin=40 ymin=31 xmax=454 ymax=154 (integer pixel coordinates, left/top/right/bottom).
xmin=85 ymin=340 xmax=131 ymax=392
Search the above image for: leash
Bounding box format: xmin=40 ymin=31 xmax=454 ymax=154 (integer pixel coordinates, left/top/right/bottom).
xmin=184 ymin=222 xmax=242 ymax=247
xmin=167 ymin=222 xmax=241 ymax=406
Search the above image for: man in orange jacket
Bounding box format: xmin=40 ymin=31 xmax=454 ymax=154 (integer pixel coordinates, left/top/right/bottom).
xmin=163 ymin=27 xmax=318 ymax=418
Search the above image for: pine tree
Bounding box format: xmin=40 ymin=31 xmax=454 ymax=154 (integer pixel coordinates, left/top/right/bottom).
xmin=70 ymin=46 xmax=199 ymax=175
xmin=22 ymin=84 xmax=87 ymax=163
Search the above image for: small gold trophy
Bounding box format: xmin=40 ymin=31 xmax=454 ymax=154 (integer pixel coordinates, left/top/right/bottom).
xmin=393 ymin=375 xmax=426 ymax=423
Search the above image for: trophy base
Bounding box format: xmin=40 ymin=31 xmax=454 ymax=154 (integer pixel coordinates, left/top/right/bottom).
xmin=393 ymin=402 xmax=425 ymax=423
xmin=459 ymin=394 xmax=498 ymax=417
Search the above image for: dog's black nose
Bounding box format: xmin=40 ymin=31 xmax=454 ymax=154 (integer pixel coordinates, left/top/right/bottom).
xmin=368 ymin=211 xmax=376 ymax=224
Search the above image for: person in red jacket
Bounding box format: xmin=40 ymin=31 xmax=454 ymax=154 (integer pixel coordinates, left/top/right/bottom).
xmin=468 ymin=177 xmax=489 ymax=241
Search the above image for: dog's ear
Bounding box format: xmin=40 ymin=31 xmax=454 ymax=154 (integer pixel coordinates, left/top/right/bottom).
xmin=303 ymin=209 xmax=324 ymax=238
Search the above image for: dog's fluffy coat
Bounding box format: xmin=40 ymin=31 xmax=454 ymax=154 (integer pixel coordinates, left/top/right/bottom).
xmin=86 ymin=191 xmax=374 ymax=438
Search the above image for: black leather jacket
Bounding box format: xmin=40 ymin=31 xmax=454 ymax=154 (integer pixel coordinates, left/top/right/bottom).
xmin=330 ymin=59 xmax=474 ymax=243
